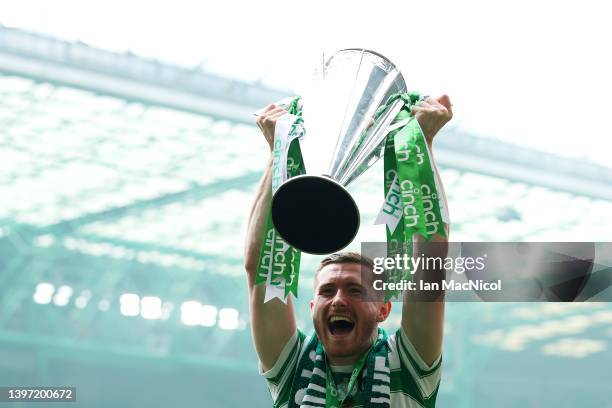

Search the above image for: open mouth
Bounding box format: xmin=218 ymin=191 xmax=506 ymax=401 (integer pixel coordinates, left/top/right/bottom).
xmin=328 ymin=314 xmax=355 ymax=336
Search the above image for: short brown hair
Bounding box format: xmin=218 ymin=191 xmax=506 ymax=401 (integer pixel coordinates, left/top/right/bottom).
xmin=316 ymin=251 xmax=374 ymax=273
xmin=315 ymin=252 xmax=385 ymax=300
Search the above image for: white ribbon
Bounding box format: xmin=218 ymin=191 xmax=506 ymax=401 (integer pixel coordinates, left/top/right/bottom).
xmin=423 ymin=139 xmax=451 ymax=224
xmin=374 ymin=173 xmax=403 ymax=234
xmin=263 ymin=112 xmax=300 ymax=303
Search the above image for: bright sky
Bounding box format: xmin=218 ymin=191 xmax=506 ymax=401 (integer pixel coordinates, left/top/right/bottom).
xmin=1 ymin=0 xmax=610 ymax=167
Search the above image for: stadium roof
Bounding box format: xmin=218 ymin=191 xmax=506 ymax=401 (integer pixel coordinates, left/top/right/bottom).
xmin=1 ymin=26 xmax=611 ymax=406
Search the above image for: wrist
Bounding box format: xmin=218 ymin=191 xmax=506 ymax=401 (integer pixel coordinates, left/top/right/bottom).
xmin=417 ymin=122 xmax=436 ymax=147
xmin=426 ymin=140 xmax=434 ymax=155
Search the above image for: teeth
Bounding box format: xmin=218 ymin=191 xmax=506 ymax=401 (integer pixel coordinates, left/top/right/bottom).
xmin=329 ymin=315 xmax=354 ymax=324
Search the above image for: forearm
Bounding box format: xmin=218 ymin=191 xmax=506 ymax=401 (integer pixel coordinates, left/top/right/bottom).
xmin=244 ymin=154 xmax=274 ymax=285
xmin=427 ymin=143 xmax=450 ymax=237
xmin=401 ymin=145 xmax=448 ymax=365
xmin=245 ymin=156 xmax=297 ymax=371
xmin=245 ymin=105 xmax=298 ymax=372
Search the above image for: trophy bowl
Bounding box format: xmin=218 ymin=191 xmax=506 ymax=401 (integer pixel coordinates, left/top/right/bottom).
xmin=272 ymin=175 xmax=359 ymax=255
xmin=271 ymin=49 xmax=407 ymax=254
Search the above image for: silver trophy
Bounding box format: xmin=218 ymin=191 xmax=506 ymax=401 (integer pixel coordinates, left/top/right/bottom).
xmin=271 ymin=49 xmax=407 ymax=254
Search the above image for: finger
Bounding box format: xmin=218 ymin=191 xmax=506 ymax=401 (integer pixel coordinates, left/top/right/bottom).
xmin=425 ymin=95 xmax=453 ymax=118
xmin=257 ymin=106 xmax=285 ymax=125
xmin=271 ymin=106 xmax=288 ymax=114
xmin=409 ymin=105 xmax=426 ymax=116
xmin=262 ymin=105 xmax=284 ymax=115
xmin=437 ymin=94 xmax=453 ymax=117
xmin=262 ymin=103 xmax=277 ymax=114
xmin=256 ymin=104 xmax=276 ymax=125
xmin=253 ymin=103 xmax=277 ymax=118
xmin=266 ymin=106 xmax=287 ymax=117
xmin=267 ymin=109 xmax=288 ymax=122
xmin=426 ymin=97 xmax=444 ymax=108
xmin=415 ymin=100 xmax=433 ymax=111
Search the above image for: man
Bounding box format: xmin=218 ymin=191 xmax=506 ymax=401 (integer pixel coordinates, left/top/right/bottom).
xmin=245 ymin=95 xmax=453 ymax=407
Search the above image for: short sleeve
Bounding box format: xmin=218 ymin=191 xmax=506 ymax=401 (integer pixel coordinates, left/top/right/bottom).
xmin=259 ymin=330 xmax=306 ymax=404
xmin=398 ymin=327 xmax=441 ymax=372
xmin=394 ymin=327 xmax=442 ymax=402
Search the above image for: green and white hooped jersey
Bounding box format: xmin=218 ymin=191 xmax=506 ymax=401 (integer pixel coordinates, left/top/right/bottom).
xmin=260 ymin=328 xmax=442 ymax=408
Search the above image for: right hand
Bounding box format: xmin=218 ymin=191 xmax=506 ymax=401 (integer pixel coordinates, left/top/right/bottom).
xmin=255 ymin=104 xmax=288 ymax=151
xmin=410 ymin=95 xmax=453 ymax=146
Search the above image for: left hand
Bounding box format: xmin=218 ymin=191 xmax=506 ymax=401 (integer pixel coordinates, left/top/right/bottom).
xmin=411 ymin=94 xmax=453 ymax=145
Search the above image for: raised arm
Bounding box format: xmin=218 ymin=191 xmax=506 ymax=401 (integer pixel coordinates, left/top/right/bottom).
xmin=401 ymin=95 xmax=453 ymax=366
xmin=244 ymin=104 xmax=297 ymax=372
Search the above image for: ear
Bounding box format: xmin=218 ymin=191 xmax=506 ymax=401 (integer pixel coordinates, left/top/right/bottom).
xmin=310 ymin=299 xmax=315 ymax=315
xmin=377 ymin=301 xmax=392 ymax=322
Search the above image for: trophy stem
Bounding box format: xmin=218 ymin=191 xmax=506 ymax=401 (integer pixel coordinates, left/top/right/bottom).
xmin=271 ymin=175 xmax=360 ymax=255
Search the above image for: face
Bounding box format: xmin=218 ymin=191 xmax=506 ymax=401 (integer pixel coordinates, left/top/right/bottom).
xmin=310 ymin=263 xmax=391 ymax=365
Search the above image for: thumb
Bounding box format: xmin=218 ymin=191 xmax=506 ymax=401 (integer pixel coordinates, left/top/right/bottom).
xmin=437 ymin=94 xmax=453 ymax=116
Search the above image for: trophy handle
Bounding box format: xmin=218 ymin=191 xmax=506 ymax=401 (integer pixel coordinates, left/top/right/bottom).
xmin=271 ymin=175 xmax=360 ymax=255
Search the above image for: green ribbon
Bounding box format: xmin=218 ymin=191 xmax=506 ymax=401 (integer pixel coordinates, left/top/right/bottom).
xmin=255 ymin=97 xmax=304 ymax=301
xmin=378 ymin=93 xmax=447 ymax=301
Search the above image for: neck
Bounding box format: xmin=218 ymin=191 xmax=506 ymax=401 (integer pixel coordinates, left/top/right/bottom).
xmin=327 ymin=352 xmax=363 ymax=366
xmin=326 ymin=330 xmax=378 ymax=366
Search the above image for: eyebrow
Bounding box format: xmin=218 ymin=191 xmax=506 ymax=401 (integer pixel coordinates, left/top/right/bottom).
xmin=317 ymin=283 xmax=336 ymax=291
xmin=318 ymin=281 xmax=363 ymax=291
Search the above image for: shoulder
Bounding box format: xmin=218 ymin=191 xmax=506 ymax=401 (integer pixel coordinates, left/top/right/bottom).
xmin=260 ymin=329 xmax=308 ymax=380
xmin=388 ymin=328 xmax=441 ymax=371
xmin=387 ymin=328 xmax=442 ymax=406
xmin=259 ymin=329 xmax=312 ymax=405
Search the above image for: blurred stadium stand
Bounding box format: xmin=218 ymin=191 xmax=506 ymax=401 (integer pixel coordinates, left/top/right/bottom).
xmin=1 ymin=26 xmax=611 ymax=407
